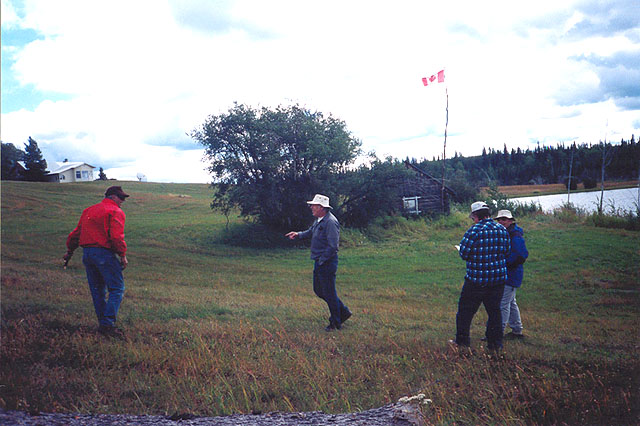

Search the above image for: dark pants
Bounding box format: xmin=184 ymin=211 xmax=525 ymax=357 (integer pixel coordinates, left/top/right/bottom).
xmin=455 ymin=280 xmax=504 ymax=349
xmin=313 ymin=256 xmax=347 ymax=326
xmin=82 ymin=247 xmax=125 ymax=327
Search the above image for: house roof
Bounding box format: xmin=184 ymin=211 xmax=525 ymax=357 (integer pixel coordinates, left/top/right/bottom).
xmin=47 ymin=162 xmax=96 ymax=175
xmin=404 ymin=160 xmax=456 ymax=195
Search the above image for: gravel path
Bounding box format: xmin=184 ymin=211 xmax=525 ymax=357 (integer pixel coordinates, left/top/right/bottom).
xmin=0 ymin=402 xmax=425 ymax=426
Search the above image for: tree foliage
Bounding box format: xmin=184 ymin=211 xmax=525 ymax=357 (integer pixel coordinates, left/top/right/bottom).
xmin=417 ymin=136 xmax=639 ymax=188
xmin=98 ymin=167 xmax=108 ymax=180
xmin=1 ymin=142 xmax=25 ymax=180
xmin=192 ymin=104 xmax=361 ymax=229
xmin=338 ymin=156 xmax=414 ymax=227
xmin=23 ymin=137 xmax=48 ymax=182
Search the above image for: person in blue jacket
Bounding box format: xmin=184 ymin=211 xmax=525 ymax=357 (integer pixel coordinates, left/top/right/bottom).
xmin=286 ymin=194 xmax=352 ymax=332
xmin=495 ymin=210 xmax=529 ymax=339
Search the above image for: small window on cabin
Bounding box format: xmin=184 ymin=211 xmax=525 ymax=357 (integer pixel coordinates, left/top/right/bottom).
xmin=403 ymin=196 xmax=420 ymax=214
xmin=76 ymin=171 xmax=81 ymax=179
xmin=82 ymin=170 xmax=89 ymax=179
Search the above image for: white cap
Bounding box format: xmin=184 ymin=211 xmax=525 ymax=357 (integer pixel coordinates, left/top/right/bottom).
xmin=469 ymin=201 xmax=489 ymax=216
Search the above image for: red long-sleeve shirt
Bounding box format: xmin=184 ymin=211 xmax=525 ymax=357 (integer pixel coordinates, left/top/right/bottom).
xmin=67 ymin=198 xmax=127 ymax=256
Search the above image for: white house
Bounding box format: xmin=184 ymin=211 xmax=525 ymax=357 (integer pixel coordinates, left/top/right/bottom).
xmin=47 ymin=162 xmax=96 ymax=183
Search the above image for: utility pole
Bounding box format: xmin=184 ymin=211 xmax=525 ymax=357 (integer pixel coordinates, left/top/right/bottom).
xmin=441 ymin=87 xmax=448 ymax=213
xmin=567 ymin=143 xmax=574 ymax=204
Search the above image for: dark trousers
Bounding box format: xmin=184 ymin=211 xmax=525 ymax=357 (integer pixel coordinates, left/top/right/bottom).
xmin=455 ymin=280 xmax=504 ymax=349
xmin=313 ymin=256 xmax=347 ymax=326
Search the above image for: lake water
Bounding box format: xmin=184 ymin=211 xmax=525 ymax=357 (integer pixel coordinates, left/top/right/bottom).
xmin=510 ymin=187 xmax=639 ymax=215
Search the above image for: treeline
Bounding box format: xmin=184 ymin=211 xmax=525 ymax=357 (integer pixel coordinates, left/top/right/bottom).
xmin=414 ymin=136 xmax=639 ymax=190
xmin=1 ymin=137 xmax=49 ymax=182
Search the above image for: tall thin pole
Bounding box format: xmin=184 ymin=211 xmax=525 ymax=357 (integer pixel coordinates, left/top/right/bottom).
xmin=442 ymin=87 xmax=448 ymax=213
xmin=567 ymin=143 xmax=574 ymax=204
xmin=599 ymin=122 xmax=608 ymax=214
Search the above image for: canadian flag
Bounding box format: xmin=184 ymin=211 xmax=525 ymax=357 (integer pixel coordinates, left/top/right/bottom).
xmin=422 ymin=70 xmax=445 ymax=86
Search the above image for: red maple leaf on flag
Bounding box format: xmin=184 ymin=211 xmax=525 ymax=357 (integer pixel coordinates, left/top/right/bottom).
xmin=422 ymin=70 xmax=445 ymax=86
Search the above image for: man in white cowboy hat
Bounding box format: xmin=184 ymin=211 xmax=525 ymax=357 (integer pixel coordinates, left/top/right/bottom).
xmin=494 ymin=209 xmax=529 ymax=339
xmin=452 ymin=201 xmax=510 ymax=350
xmin=286 ymin=194 xmax=352 ymax=331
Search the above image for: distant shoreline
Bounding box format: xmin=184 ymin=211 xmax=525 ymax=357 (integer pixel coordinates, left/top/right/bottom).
xmin=482 ymin=180 xmax=639 ymax=198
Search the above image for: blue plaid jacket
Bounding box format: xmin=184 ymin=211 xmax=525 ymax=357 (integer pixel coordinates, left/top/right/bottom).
xmin=459 ymin=218 xmax=510 ymax=285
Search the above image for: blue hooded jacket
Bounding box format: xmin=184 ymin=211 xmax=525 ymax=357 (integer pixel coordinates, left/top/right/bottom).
xmin=505 ymin=223 xmax=528 ymax=288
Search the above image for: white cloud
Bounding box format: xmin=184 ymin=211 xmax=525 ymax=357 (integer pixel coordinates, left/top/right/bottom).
xmin=0 ymin=0 xmax=21 ymax=29
xmin=1 ymin=0 xmax=639 ymax=182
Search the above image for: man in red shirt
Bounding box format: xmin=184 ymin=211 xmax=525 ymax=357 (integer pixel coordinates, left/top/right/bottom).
xmin=65 ymin=186 xmax=129 ymax=338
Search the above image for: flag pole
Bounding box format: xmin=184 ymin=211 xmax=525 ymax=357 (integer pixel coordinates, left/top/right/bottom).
xmin=441 ymin=86 xmax=448 ymax=213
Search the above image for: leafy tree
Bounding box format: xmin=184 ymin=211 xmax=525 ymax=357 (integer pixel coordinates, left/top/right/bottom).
xmin=1 ymin=142 xmax=25 ymax=180
xmin=191 ymin=104 xmax=361 ymax=229
xmin=447 ymin=165 xmax=480 ymax=203
xmin=23 ymin=137 xmax=48 ymax=182
xmin=338 ymin=156 xmax=413 ymax=228
xmin=98 ymin=167 xmax=108 ymax=180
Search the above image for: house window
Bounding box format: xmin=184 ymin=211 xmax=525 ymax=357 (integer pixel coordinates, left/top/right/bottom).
xmin=82 ymin=171 xmax=89 ymax=179
xmin=76 ymin=171 xmax=81 ymax=179
xmin=403 ymin=196 xmax=421 ymax=214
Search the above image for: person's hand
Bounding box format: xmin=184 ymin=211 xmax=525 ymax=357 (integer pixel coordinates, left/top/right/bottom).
xmin=120 ymin=255 xmax=128 ymax=270
xmin=63 ymin=251 xmax=73 ymax=262
xmin=285 ymin=231 xmax=298 ymax=240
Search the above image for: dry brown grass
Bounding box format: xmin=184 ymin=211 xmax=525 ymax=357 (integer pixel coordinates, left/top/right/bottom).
xmin=2 ymin=181 xmax=638 ymax=424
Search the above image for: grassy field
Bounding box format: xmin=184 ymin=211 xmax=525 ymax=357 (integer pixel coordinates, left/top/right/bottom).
xmin=1 ymin=181 xmax=639 ymax=424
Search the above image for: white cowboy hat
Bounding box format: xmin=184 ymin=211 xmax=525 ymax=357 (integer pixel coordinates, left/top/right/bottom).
xmin=307 ymin=194 xmax=332 ymax=209
xmin=495 ymin=209 xmax=514 ymax=220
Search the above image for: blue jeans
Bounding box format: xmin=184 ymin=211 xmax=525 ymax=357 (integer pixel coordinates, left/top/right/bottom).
xmin=501 ymin=285 xmax=523 ymax=334
xmin=313 ymin=256 xmax=347 ymax=326
xmin=455 ymin=280 xmax=504 ymax=349
xmin=82 ymin=247 xmax=125 ymax=327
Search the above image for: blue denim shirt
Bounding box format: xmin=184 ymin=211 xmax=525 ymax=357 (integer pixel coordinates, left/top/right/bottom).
xmin=296 ymin=211 xmax=340 ymax=265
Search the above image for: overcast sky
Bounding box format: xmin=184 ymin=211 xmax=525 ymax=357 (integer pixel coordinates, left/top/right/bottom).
xmin=2 ymin=0 xmax=639 ymax=183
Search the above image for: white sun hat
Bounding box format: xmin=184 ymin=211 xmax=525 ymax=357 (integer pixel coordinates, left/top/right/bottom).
xmin=495 ymin=209 xmax=514 ymax=220
xmin=307 ymin=194 xmax=332 ymax=209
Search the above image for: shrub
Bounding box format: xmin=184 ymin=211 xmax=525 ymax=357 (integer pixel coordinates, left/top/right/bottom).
xmin=589 ymin=212 xmax=640 ymax=231
xmin=484 ymin=184 xmax=542 ymax=217
xmin=552 ymin=203 xmax=587 ymax=223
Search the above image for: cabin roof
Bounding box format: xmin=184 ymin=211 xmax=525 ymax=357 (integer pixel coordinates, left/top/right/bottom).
xmin=404 ymin=160 xmax=456 ymax=195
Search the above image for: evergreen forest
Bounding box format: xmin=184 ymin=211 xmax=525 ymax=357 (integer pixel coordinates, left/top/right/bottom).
xmin=416 ymin=136 xmax=639 ymax=188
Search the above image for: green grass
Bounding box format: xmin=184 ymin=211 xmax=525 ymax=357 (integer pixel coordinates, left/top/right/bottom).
xmin=1 ymin=181 xmax=639 ymax=424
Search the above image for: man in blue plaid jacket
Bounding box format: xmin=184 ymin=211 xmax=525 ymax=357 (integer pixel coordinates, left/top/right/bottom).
xmin=453 ymin=201 xmax=510 ymax=350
